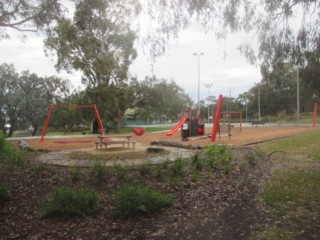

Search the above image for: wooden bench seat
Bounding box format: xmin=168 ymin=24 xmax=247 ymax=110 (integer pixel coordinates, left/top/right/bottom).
xmin=95 ymin=141 xmax=137 ymax=150
xmin=102 ymin=140 xmax=126 ymax=149
xmin=128 ymin=141 xmax=136 ymax=149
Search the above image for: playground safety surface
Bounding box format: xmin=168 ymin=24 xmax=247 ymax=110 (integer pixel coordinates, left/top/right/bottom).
xmin=11 ymin=126 xmax=316 ymax=167
xmin=24 ymin=126 xmax=317 ymax=152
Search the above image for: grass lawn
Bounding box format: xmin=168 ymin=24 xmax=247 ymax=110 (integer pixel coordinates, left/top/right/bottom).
xmin=252 ymin=131 xmax=320 ymax=239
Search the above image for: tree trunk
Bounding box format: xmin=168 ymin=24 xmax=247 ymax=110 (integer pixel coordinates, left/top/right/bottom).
xmin=92 ymin=119 xmax=99 ymax=134
xmin=150 ymin=140 xmax=202 ymax=149
xmin=114 ymin=111 xmax=125 ymax=133
xmin=114 ymin=120 xmax=121 ymax=133
xmin=32 ymin=126 xmax=38 ymax=136
xmin=7 ymin=126 xmax=14 ymax=137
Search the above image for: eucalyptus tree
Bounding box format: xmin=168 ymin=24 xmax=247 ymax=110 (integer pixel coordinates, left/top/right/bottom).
xmin=0 ymin=63 xmax=70 ymax=137
xmin=132 ymin=76 xmax=193 ymax=122
xmin=85 ymin=81 xmax=136 ymax=132
xmin=44 ymin=0 xmax=139 ymax=131
xmin=18 ymin=72 xmax=70 ymax=136
xmin=45 ymin=0 xmax=138 ymax=88
xmin=245 ymin=62 xmax=314 ymax=121
xmin=0 ymin=0 xmax=62 ymax=39
xmin=0 ymin=64 xmax=19 ymax=136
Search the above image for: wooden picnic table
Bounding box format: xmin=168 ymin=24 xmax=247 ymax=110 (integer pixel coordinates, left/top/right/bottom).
xmin=95 ymin=134 xmax=134 ymax=150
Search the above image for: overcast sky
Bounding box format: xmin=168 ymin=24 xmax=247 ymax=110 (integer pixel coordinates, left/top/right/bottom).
xmin=0 ymin=22 xmax=261 ymax=103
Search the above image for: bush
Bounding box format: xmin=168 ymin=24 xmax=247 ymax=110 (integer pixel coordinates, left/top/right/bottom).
xmin=69 ymin=165 xmax=80 ymax=182
xmin=0 ymin=181 xmax=11 ymax=201
xmin=0 ymin=134 xmax=27 ymax=166
xmin=204 ymin=145 xmax=233 ymax=170
xmin=170 ymin=158 xmax=185 ymax=177
xmin=0 ymin=132 xmax=5 ymax=152
xmin=92 ymin=161 xmax=107 ymax=180
xmin=113 ymin=183 xmax=173 ymax=219
xmin=113 ymin=163 xmax=127 ymax=179
xmin=192 ymin=152 xmax=205 ymax=171
xmin=138 ymin=163 xmax=152 ymax=176
xmin=43 ymin=186 xmax=100 ymax=218
xmin=30 ymin=162 xmax=46 ymax=174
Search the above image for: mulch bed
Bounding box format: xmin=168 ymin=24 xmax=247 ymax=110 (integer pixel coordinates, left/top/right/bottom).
xmin=0 ymin=147 xmax=271 ymax=240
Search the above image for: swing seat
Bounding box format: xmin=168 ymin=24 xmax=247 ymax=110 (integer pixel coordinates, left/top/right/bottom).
xmin=133 ymin=128 xmax=145 ymax=136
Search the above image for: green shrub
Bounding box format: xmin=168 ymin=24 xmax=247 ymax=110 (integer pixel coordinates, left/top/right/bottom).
xmin=156 ymin=159 xmax=170 ymax=179
xmin=204 ymin=145 xmax=233 ymax=170
xmin=138 ymin=163 xmax=152 ymax=176
xmin=0 ymin=181 xmax=11 ymax=201
xmin=191 ymin=152 xmax=205 ymax=171
xmin=92 ymin=161 xmax=107 ymax=180
xmin=205 ymin=145 xmax=227 ymax=156
xmin=170 ymin=158 xmax=185 ymax=177
xmin=0 ymin=132 xmax=5 ymax=152
xmin=43 ymin=186 xmax=100 ymax=218
xmin=113 ymin=163 xmax=127 ymax=179
xmin=245 ymin=152 xmax=257 ymax=166
xmin=113 ymin=183 xmax=172 ymax=219
xmin=30 ymin=162 xmax=46 ymax=174
xmin=5 ymin=150 xmax=27 ymax=168
xmin=0 ymin=135 xmax=27 ymax=167
xmin=69 ymin=165 xmax=80 ymax=182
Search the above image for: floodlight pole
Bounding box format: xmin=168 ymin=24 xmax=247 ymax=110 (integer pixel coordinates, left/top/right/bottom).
xmin=204 ymin=83 xmax=213 ymax=123
xmin=296 ymin=67 xmax=300 ymax=124
xmin=228 ymin=87 xmax=234 ymax=112
xmin=193 ymin=52 xmax=204 ymax=116
xmin=258 ymin=83 xmax=261 ymax=121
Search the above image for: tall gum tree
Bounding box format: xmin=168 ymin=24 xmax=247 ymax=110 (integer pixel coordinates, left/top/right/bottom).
xmin=0 ymin=63 xmax=70 ymax=137
xmin=45 ymin=0 xmax=140 ymax=132
xmin=0 ymin=0 xmax=63 ymax=39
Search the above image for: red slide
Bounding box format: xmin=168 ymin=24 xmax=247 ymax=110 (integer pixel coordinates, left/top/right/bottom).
xmin=166 ymin=117 xmax=188 ymax=136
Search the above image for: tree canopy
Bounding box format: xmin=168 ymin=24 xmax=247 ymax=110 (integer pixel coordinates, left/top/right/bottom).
xmin=0 ymin=0 xmax=63 ymax=39
xmin=3 ymin=0 xmax=319 ymax=68
xmin=44 ymin=0 xmax=141 ymax=132
xmin=45 ymin=0 xmax=138 ymax=88
xmin=0 ymin=63 xmax=70 ymax=136
xmin=140 ymin=0 xmax=320 ymax=66
xmin=131 ymin=76 xmax=193 ymax=121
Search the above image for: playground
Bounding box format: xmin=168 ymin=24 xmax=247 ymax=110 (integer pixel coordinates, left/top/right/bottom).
xmin=25 ymin=97 xmax=318 ymax=157
xmin=24 ymin=125 xmax=316 ymax=152
xmin=4 ymin=101 xmax=320 ymax=239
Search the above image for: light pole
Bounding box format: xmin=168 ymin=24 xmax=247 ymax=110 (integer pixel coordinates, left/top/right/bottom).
xmin=204 ymin=83 xmax=213 ymax=123
xmin=193 ymin=52 xmax=204 ymax=115
xmin=258 ymin=83 xmax=261 ymax=121
xmin=296 ymin=67 xmax=300 ymax=124
xmin=228 ymin=87 xmax=234 ymax=112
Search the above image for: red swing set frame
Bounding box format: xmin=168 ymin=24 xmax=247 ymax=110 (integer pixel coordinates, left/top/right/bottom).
xmin=39 ymin=104 xmax=105 ymax=143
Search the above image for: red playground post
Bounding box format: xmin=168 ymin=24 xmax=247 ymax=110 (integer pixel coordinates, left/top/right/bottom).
xmin=40 ymin=104 xmax=105 ymax=143
xmin=211 ymin=95 xmax=224 ymax=142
